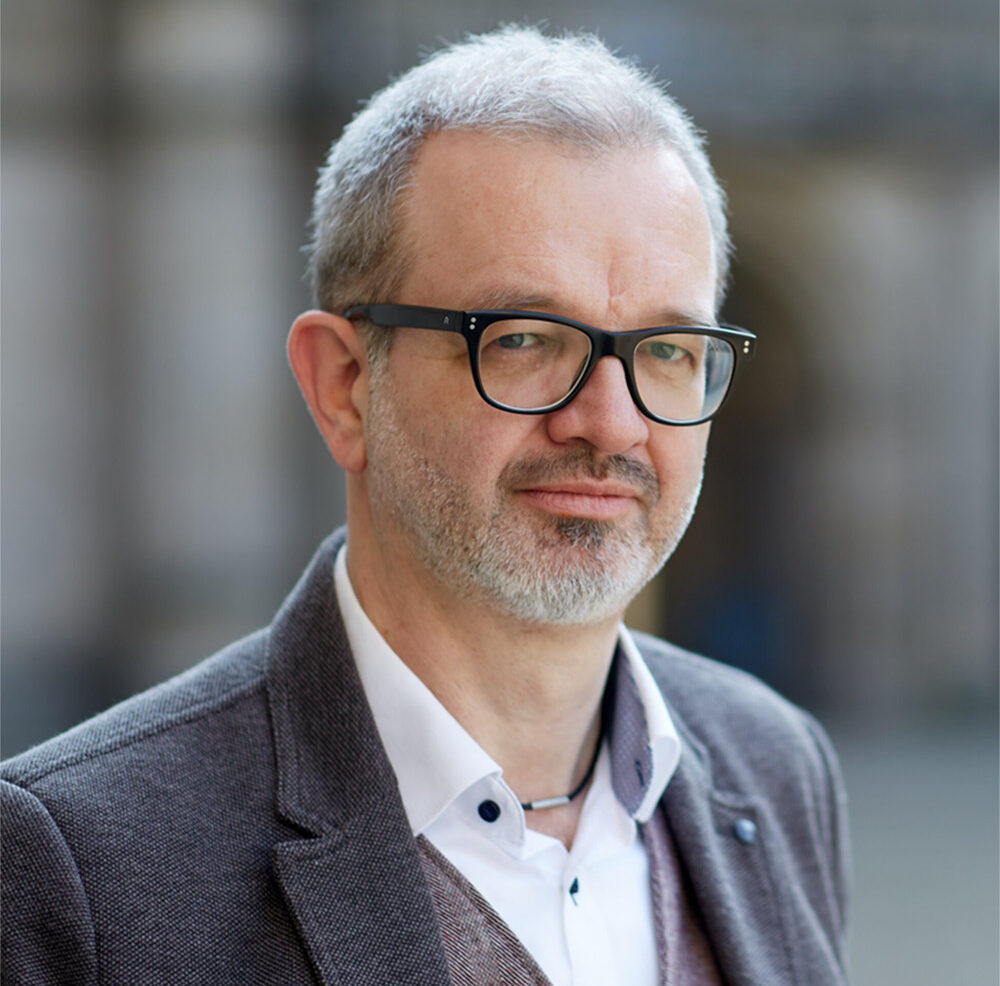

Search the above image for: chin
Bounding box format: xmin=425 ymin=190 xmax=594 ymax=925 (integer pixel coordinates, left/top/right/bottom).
xmin=469 ymin=532 xmax=663 ymax=627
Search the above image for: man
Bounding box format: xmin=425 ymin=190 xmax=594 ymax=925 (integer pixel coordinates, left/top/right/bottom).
xmin=2 ymin=27 xmax=849 ymax=986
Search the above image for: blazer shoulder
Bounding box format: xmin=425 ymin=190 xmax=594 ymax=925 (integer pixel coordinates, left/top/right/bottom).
xmin=2 ymin=628 xmax=270 ymax=789
xmin=630 ymin=630 xmax=844 ymax=798
xmin=633 ymin=630 xmax=819 ymax=735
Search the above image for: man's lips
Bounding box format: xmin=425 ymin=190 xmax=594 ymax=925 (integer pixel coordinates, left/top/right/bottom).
xmin=516 ymin=482 xmax=642 ymax=519
xmin=501 ymin=449 xmax=660 ymax=520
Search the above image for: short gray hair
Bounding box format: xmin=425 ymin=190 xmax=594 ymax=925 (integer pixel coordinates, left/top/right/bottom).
xmin=308 ymin=26 xmax=731 ymax=365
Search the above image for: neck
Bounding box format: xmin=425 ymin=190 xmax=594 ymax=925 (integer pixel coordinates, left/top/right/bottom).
xmin=345 ymin=502 xmax=621 ymax=846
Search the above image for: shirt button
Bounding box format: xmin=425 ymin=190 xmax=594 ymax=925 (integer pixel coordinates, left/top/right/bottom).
xmin=733 ymin=818 xmax=758 ymax=845
xmin=477 ymin=799 xmax=501 ymax=823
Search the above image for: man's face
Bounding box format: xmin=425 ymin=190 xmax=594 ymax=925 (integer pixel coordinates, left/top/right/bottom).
xmin=361 ymin=131 xmax=717 ymax=626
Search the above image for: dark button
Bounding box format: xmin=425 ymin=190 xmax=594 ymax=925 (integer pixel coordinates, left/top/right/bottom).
xmin=733 ymin=818 xmax=758 ymax=845
xmin=478 ymin=799 xmax=501 ymax=823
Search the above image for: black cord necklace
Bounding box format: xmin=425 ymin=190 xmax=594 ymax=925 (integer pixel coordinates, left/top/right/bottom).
xmin=519 ymin=738 xmax=602 ymax=812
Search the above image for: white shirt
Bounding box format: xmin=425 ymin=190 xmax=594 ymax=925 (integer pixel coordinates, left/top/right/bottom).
xmin=334 ymin=546 xmax=682 ymax=986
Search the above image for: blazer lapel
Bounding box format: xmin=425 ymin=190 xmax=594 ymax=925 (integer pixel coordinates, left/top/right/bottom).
xmin=272 ymin=813 xmax=450 ymax=986
xmin=265 ymin=531 xmax=451 ymax=986
xmin=662 ymin=730 xmax=796 ymax=986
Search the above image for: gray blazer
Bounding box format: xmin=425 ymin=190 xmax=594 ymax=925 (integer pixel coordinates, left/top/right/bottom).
xmin=2 ymin=530 xmax=850 ymax=985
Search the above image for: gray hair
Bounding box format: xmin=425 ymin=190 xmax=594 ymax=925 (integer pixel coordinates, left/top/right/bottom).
xmin=308 ymin=26 xmax=731 ymax=365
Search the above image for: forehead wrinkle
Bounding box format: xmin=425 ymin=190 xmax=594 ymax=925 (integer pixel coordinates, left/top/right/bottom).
xmin=599 ymin=252 xmax=714 ymax=329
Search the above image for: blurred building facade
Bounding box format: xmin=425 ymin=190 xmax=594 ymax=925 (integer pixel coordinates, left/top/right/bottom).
xmin=3 ymin=2 xmax=997 ymax=983
xmin=5 ymin=0 xmax=994 ymax=746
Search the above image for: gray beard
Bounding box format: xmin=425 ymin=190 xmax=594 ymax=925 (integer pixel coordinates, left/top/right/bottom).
xmin=451 ymin=502 xmax=698 ymax=626
xmin=365 ymin=387 xmax=701 ymax=626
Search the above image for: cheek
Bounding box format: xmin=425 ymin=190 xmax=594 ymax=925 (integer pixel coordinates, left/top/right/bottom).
xmin=650 ymin=426 xmax=709 ymax=493
xmin=438 ymin=407 xmax=544 ymax=497
xmin=448 ymin=417 xmax=517 ymax=482
xmin=406 ymin=399 xmax=494 ymax=476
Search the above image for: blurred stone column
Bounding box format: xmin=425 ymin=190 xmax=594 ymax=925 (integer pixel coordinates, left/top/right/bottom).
xmin=2 ymin=0 xmax=123 ymax=750
xmin=2 ymin=0 xmax=333 ymax=754
xmin=728 ymin=151 xmax=998 ymax=712
xmin=114 ymin=0 xmax=310 ymax=681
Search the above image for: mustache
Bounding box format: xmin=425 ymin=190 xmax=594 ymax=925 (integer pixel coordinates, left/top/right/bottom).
xmin=500 ymin=448 xmax=660 ymax=503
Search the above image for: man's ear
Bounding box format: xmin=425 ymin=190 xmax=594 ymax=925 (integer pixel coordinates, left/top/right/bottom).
xmin=287 ymin=310 xmax=371 ymax=474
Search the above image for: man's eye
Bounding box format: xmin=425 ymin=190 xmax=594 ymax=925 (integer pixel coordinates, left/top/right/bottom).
xmin=496 ymin=332 xmax=541 ymax=350
xmin=648 ymin=341 xmax=686 ymax=361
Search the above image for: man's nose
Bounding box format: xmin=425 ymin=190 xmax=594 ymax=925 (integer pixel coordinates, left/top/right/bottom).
xmin=544 ymin=355 xmax=650 ymax=453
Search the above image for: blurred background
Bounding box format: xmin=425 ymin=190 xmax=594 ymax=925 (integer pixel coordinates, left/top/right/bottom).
xmin=2 ymin=1 xmax=997 ymax=982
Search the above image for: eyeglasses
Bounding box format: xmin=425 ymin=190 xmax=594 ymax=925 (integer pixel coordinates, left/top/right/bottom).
xmin=345 ymin=303 xmax=756 ymax=426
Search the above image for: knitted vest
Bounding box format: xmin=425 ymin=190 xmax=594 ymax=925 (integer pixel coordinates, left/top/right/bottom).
xmin=417 ymin=804 xmax=724 ymax=985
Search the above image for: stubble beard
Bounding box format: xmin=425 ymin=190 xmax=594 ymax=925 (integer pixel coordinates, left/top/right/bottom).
xmin=364 ymin=384 xmax=703 ymax=627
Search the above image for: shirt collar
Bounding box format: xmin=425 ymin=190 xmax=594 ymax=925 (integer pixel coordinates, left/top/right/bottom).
xmin=334 ymin=544 xmax=681 ymax=833
xmin=609 ymin=627 xmax=682 ymax=822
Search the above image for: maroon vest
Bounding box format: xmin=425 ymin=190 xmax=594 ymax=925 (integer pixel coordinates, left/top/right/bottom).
xmin=417 ymin=804 xmax=724 ymax=986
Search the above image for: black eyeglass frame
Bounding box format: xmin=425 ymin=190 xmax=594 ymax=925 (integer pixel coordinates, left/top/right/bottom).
xmin=345 ymin=303 xmax=757 ymax=426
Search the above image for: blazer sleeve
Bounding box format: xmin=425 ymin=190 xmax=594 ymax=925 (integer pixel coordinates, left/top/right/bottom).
xmin=1 ymin=779 xmax=98 ymax=986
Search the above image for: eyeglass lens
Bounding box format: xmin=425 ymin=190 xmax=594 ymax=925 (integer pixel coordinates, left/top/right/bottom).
xmin=477 ymin=319 xmax=735 ymax=422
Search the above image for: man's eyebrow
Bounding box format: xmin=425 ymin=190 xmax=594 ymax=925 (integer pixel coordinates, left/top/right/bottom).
xmin=472 ymin=288 xmax=559 ymax=311
xmin=650 ymin=310 xmax=719 ymax=328
xmin=470 ymin=291 xmax=718 ymax=329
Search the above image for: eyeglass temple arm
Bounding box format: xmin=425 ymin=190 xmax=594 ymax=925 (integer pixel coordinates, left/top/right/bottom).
xmin=345 ymin=304 xmax=464 ymax=333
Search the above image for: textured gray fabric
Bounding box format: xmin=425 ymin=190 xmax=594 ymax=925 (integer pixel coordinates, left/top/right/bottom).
xmin=606 ymin=656 xmax=653 ymax=815
xmin=1 ymin=529 xmax=850 ymax=985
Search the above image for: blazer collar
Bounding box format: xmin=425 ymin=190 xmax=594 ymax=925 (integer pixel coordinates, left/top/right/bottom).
xmin=265 ymin=529 xmax=451 ymax=985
